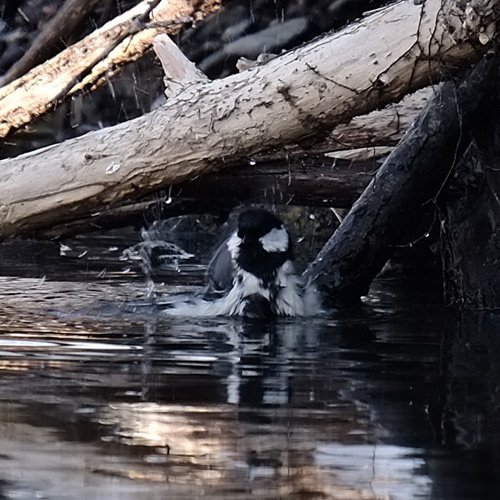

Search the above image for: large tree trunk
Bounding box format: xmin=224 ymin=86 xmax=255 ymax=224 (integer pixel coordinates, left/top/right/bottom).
xmin=0 ymin=0 xmax=496 ymax=240
xmin=302 ymin=55 xmax=497 ymax=302
xmin=440 ymin=76 xmax=500 ymax=308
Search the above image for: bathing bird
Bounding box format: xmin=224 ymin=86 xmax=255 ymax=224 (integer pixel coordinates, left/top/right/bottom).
xmin=204 ymin=208 xmax=319 ymax=318
xmin=166 ymin=208 xmax=320 ymax=318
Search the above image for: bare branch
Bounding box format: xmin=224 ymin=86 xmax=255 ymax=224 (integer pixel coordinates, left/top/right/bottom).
xmin=0 ymin=0 xmax=219 ymax=138
xmin=1 ymin=0 xmax=102 ymax=85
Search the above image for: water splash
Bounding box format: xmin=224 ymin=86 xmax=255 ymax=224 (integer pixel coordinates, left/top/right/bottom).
xmin=120 ymin=227 xmax=194 ymax=300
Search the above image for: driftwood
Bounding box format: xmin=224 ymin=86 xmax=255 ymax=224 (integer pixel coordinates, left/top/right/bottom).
xmin=302 ymin=54 xmax=498 ymax=302
xmin=0 ymin=0 xmax=219 ymax=138
xmin=0 ymin=0 xmax=497 ymax=241
xmin=0 ymin=0 xmax=102 ymax=86
xmin=37 ymin=156 xmax=377 ymax=238
xmin=154 ymin=33 xmax=209 ymax=95
xmin=29 ymin=86 xmax=431 ymax=239
xmin=322 ymin=87 xmax=433 ymax=154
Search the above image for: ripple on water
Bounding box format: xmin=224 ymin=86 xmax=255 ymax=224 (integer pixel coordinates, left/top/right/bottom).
xmin=0 ymin=267 xmax=498 ymax=499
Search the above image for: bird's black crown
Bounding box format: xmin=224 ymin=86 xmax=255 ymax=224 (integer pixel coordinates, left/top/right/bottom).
xmin=237 ymin=208 xmax=283 ymax=241
xmin=235 ymin=209 xmax=292 ymax=286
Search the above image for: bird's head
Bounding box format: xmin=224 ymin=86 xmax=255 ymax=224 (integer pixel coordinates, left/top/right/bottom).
xmin=237 ymin=209 xmax=289 ymax=251
xmin=230 ymin=209 xmax=292 ymax=283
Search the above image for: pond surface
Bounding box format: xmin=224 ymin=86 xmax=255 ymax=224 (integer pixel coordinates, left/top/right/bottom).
xmin=0 ymin=235 xmax=499 ymax=499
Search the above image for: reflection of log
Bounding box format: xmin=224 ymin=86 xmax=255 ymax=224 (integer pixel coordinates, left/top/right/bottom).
xmin=0 ymin=0 xmax=496 ymax=240
xmin=38 ymin=157 xmax=377 ymax=238
xmin=303 ymin=55 xmax=497 ymax=302
xmin=440 ymin=83 xmax=500 ymax=308
xmin=444 ymin=311 xmax=500 ymax=447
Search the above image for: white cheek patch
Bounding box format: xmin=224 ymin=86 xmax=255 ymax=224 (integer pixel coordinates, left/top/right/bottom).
xmin=226 ymin=232 xmax=242 ymax=261
xmin=259 ymin=227 xmax=289 ymax=252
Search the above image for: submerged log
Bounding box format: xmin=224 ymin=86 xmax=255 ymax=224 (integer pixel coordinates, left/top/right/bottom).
xmin=0 ymin=0 xmax=497 ymax=240
xmin=302 ymin=54 xmax=498 ymax=302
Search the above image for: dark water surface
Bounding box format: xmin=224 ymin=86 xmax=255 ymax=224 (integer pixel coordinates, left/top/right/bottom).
xmin=0 ymin=238 xmax=499 ymax=499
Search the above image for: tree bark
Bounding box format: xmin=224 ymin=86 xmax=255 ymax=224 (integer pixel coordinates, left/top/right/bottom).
xmin=440 ymin=82 xmax=500 ymax=308
xmin=36 ymin=156 xmax=376 ymax=238
xmin=322 ymin=87 xmax=433 ymax=153
xmin=302 ymin=54 xmax=498 ymax=302
xmin=0 ymin=0 xmax=497 ymax=240
xmin=0 ymin=0 xmax=217 ymax=138
xmin=0 ymin=0 xmax=102 ymax=86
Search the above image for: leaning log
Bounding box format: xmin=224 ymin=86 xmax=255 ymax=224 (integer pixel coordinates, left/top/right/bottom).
xmin=0 ymin=0 xmax=217 ymax=138
xmin=0 ymin=0 xmax=102 ymax=86
xmin=0 ymin=0 xmax=498 ymax=240
xmin=302 ymin=54 xmax=498 ymax=302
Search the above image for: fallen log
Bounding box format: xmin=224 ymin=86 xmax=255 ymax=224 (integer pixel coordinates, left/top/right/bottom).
xmin=0 ymin=0 xmax=218 ymax=138
xmin=0 ymin=0 xmax=102 ymax=86
xmin=302 ymin=54 xmax=498 ymax=302
xmin=0 ymin=0 xmax=498 ymax=240
xmin=36 ymin=156 xmax=377 ymax=238
xmin=322 ymin=87 xmax=433 ymax=154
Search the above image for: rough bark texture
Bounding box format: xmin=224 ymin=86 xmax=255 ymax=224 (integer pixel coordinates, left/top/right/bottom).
xmin=302 ymin=54 xmax=498 ymax=302
xmin=0 ymin=0 xmax=102 ymax=86
xmin=0 ymin=0 xmax=498 ymax=240
xmin=0 ymin=0 xmax=216 ymax=138
xmin=440 ymin=87 xmax=500 ymax=308
xmin=36 ymin=156 xmax=376 ymax=238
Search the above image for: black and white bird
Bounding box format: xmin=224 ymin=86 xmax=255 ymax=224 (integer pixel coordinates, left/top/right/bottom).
xmin=167 ymin=208 xmax=320 ymax=318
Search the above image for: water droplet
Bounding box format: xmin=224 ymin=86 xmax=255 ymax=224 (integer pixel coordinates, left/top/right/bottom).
xmin=105 ymin=162 xmax=121 ymax=175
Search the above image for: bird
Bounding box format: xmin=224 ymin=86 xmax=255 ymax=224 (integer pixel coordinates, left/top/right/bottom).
xmin=166 ymin=208 xmax=320 ymax=319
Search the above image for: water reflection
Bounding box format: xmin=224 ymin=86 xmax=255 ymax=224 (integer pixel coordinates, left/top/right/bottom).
xmin=0 ymin=265 xmax=499 ymax=498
